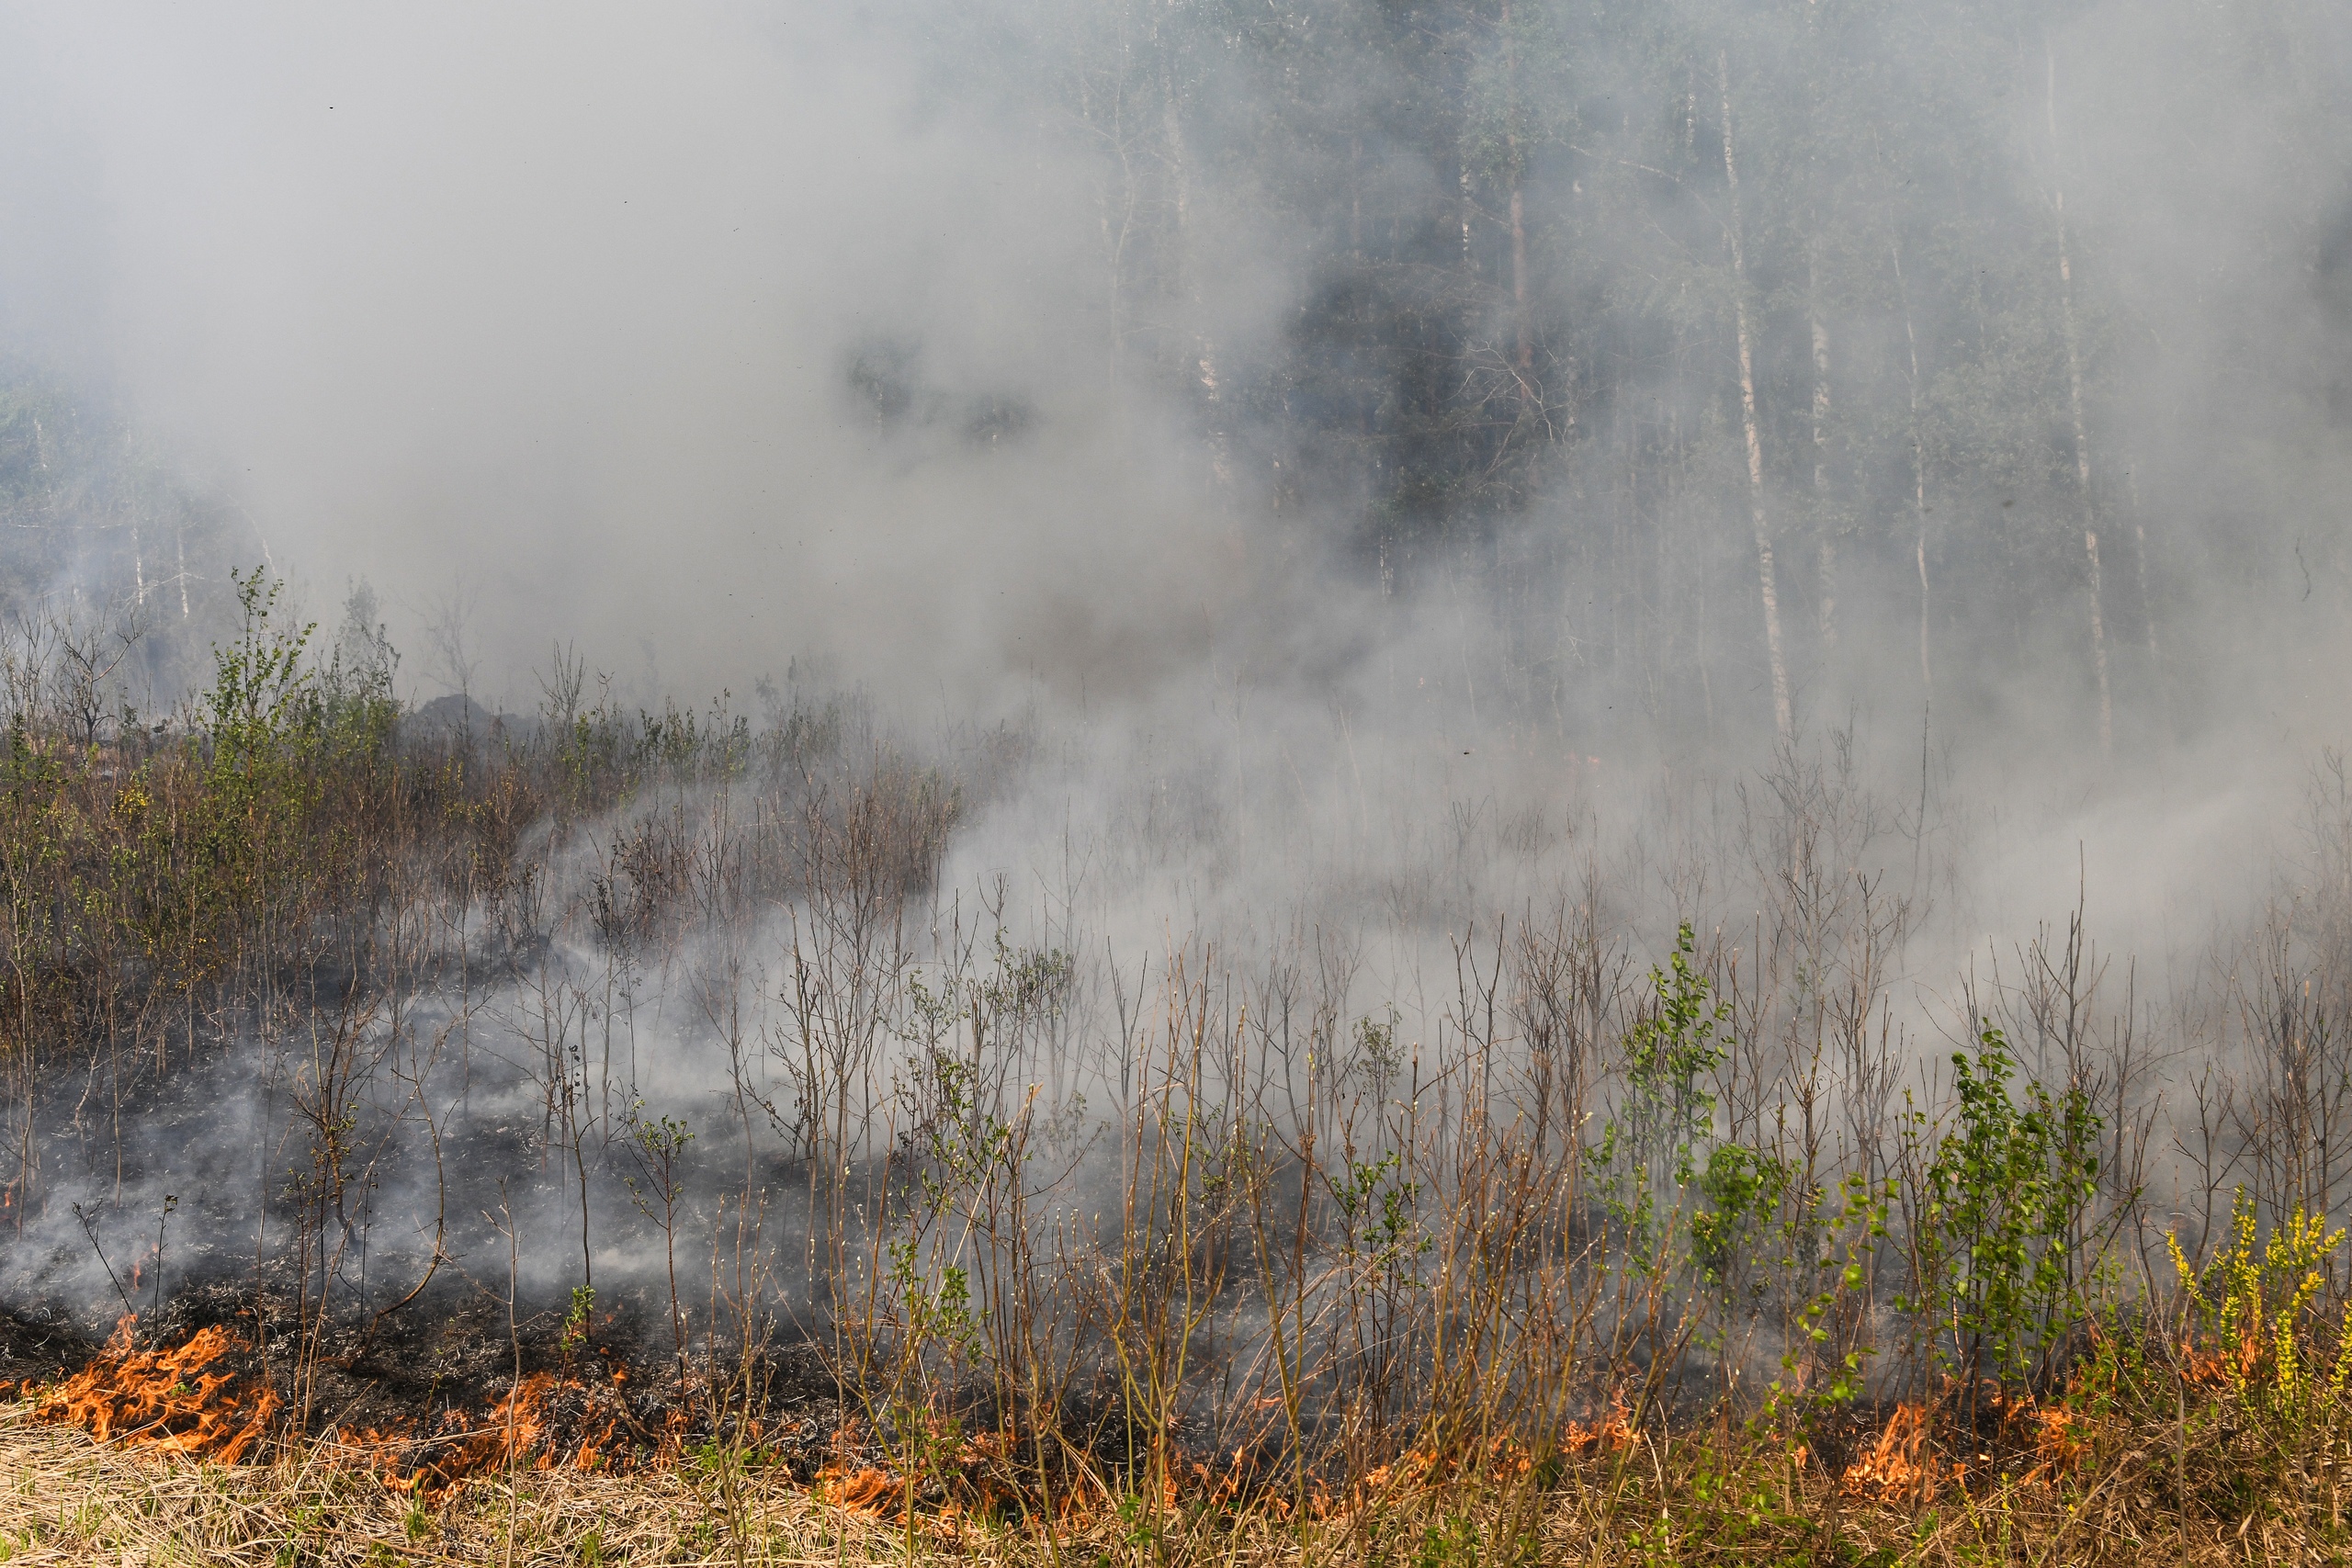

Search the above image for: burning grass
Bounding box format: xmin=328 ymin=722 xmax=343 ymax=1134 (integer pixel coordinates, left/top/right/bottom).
xmin=0 ymin=1380 xmax=2346 ymax=1565
xmin=27 ymin=1315 xmax=277 ymax=1462
xmin=5 ymin=1314 xmax=2352 ymax=1564
xmin=8 ymin=1306 xmax=763 ymax=1495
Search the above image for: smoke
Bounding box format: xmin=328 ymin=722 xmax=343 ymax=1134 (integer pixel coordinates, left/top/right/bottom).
xmin=0 ymin=3 xmax=2339 ymax=756
xmin=2 ymin=2 xmax=2352 ymax=1410
xmin=0 ymin=6 xmax=1254 ymax=711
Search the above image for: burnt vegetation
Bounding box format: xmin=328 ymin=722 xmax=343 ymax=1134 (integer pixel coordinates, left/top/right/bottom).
xmin=2 ymin=578 xmax=2352 ymax=1562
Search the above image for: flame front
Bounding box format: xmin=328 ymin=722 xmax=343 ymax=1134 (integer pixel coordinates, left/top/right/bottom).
xmin=30 ymin=1315 xmax=278 ymax=1464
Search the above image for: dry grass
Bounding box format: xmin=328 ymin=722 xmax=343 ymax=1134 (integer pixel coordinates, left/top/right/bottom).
xmin=3 ymin=1387 xmax=2349 ymax=1568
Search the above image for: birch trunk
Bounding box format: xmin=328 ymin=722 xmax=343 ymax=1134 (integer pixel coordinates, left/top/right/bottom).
xmin=1719 ymin=51 xmax=1792 ymax=740
xmin=1502 ymin=0 xmax=1533 ymax=407
xmin=2048 ymin=39 xmax=2112 ymax=754
xmin=2084 ymin=526 xmax=2112 ymax=750
xmin=1893 ymin=243 xmax=1931 ymax=697
xmin=1160 ymin=36 xmax=1229 ymax=491
xmin=1509 ymin=176 xmax=1532 ymax=399
xmin=1459 ymin=159 xmax=1476 ymax=272
xmin=1809 ymin=246 xmax=1835 ymax=654
xmin=2126 ymin=465 xmax=2170 ymax=734
xmin=1082 ymin=66 xmax=1134 ymax=387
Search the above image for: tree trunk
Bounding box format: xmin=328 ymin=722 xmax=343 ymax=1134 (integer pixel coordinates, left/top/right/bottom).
xmin=1349 ymin=134 xmax=1363 ymax=257
xmin=1893 ymin=242 xmax=1931 ymax=697
xmin=1160 ymin=37 xmax=1230 ymax=491
xmin=2125 ymin=464 xmax=2170 ymax=734
xmin=1719 ymin=51 xmax=1792 ymax=740
xmin=2048 ymin=39 xmax=2112 ymax=754
xmin=1459 ymin=158 xmax=1476 ymax=272
xmin=1809 ymin=245 xmax=1835 ymax=655
xmin=1502 ymin=1 xmax=1533 ymax=407
xmin=1082 ymin=65 xmax=1132 ymax=387
xmin=1509 ymin=178 xmax=1532 ymax=396
xmin=2084 ymin=525 xmax=2112 ymax=750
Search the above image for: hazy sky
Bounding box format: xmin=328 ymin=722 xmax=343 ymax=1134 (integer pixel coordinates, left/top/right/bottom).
xmin=0 ymin=6 xmax=1257 ymax=710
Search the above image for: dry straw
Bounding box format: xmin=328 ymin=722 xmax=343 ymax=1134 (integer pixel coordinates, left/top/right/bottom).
xmin=5 ymin=1377 xmax=2352 ymax=1567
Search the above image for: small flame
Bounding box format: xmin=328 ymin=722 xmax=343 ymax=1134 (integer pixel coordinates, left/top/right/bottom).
xmin=1564 ymin=1392 xmax=1637 ymax=1456
xmin=31 ymin=1315 xmax=278 ymax=1464
xmin=2024 ymin=1404 xmax=2085 ymax=1480
xmin=1840 ymin=1401 xmax=1952 ymax=1505
xmin=29 ymin=1319 xmax=653 ymax=1493
xmin=2181 ymin=1331 xmax=2261 ymax=1389
xmin=816 ymin=1462 xmax=896 ymax=1511
xmin=404 ymin=1370 xmax=640 ymax=1491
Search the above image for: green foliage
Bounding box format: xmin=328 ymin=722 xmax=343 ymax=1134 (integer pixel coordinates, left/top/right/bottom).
xmin=902 ymin=1043 xmax=1014 ymax=1219
xmin=879 ymin=1235 xmax=984 ymax=1547
xmin=1624 ymin=923 xmax=1730 ymax=1189
xmin=12 ymin=584 xmax=288 ymax=1018
xmin=1409 ymin=1511 xmax=1540 ymax=1568
xmin=204 ymin=568 xmax=321 ymax=778
xmin=626 ymin=1111 xmax=695 ymax=1175
xmin=901 ymin=936 xmax=1064 ymax=1213
xmin=1329 ymin=1148 xmax=1429 ymax=1278
xmin=888 ymin=1237 xmax=984 ymax=1371
xmin=561 ymin=1285 xmax=596 ymax=1355
xmin=1691 ymin=1142 xmax=1797 ymax=1292
xmin=1761 ymin=1174 xmax=1890 ymax=1425
xmin=1897 ymin=1026 xmax=2102 ymax=1388
xmin=1589 ymin=922 xmax=1729 ymax=1254
xmin=321 ymin=582 xmax=401 ymax=751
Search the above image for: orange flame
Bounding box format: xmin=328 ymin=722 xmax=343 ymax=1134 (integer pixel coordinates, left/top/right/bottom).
xmin=29 ymin=1321 xmax=656 ymax=1494
xmin=1840 ymin=1401 xmax=1955 ymax=1505
xmin=400 ymin=1368 xmax=644 ymax=1491
xmin=2181 ymin=1331 xmax=2261 ymax=1389
xmin=31 ymin=1316 xmax=278 ymax=1463
xmin=1564 ymin=1392 xmax=1638 ymax=1456
xmin=816 ymin=1462 xmax=897 ymax=1510
xmin=2022 ymin=1404 xmax=2085 ymax=1481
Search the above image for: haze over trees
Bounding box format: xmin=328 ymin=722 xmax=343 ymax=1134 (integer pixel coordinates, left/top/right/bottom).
xmin=893 ymin=0 xmax=2348 ymax=757
xmin=1 ymin=1 xmax=2343 ymax=773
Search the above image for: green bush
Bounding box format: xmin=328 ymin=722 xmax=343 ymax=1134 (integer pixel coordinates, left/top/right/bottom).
xmin=1896 ymin=1026 xmax=2102 ymax=1396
